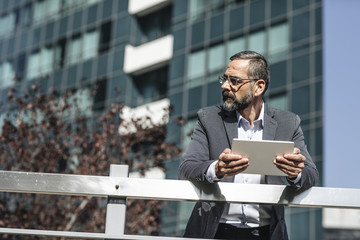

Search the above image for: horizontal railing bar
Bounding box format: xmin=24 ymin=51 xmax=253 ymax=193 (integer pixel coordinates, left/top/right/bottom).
xmin=1 ymin=170 xmax=360 ymax=209
xmin=0 ymin=228 xmax=207 ymax=240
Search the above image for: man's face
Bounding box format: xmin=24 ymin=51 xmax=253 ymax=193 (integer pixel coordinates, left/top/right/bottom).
xmin=221 ymin=59 xmax=254 ymax=112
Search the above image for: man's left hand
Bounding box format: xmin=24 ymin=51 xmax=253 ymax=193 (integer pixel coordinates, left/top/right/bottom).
xmin=273 ymin=147 xmax=305 ymax=179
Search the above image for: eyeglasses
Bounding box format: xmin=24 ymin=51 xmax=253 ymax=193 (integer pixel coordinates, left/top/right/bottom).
xmin=219 ymin=75 xmax=259 ymax=86
xmin=218 ymin=75 xmax=259 ymax=92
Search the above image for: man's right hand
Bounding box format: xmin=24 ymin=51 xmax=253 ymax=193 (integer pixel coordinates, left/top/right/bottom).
xmin=215 ymin=148 xmax=250 ymax=178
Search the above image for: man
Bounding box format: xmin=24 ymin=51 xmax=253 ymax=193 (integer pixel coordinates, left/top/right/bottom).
xmin=178 ymin=51 xmax=319 ymax=240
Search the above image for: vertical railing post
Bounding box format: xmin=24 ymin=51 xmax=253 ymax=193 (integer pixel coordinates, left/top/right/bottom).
xmin=105 ymin=164 xmax=129 ymax=237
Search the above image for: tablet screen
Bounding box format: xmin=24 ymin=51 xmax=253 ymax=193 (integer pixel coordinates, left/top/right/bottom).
xmin=231 ymin=139 xmax=294 ymax=176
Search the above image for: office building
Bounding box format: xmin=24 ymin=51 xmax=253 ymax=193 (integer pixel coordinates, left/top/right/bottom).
xmin=1 ymin=0 xmax=358 ymax=239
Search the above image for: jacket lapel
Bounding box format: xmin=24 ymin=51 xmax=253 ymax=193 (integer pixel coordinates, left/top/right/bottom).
xmin=220 ymin=109 xmax=238 ymax=183
xmin=221 ymin=109 xmax=238 ymax=149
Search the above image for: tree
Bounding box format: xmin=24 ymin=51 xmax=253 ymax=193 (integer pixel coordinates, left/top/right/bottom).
xmin=0 ymin=83 xmax=182 ymax=239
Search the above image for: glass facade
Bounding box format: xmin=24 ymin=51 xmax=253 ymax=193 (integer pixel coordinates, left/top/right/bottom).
xmin=0 ymin=0 xmax=326 ymax=239
xmin=169 ymin=0 xmax=324 ymax=238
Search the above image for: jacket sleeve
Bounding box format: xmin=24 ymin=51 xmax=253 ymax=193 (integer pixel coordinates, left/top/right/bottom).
xmin=178 ymin=109 xmax=216 ymax=183
xmin=289 ymin=115 xmax=319 ymax=190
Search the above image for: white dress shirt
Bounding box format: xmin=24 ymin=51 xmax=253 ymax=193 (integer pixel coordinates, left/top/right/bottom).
xmin=207 ymin=103 xmax=270 ymax=227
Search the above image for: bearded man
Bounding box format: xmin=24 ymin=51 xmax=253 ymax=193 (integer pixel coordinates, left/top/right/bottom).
xmin=178 ymin=51 xmax=319 ymax=240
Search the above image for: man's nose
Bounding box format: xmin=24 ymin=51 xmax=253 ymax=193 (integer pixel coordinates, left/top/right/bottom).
xmin=221 ymin=80 xmax=231 ymax=91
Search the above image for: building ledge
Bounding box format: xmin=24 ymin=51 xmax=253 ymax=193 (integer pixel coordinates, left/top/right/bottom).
xmin=128 ymin=0 xmax=171 ymax=16
xmin=123 ymin=35 xmax=173 ymax=75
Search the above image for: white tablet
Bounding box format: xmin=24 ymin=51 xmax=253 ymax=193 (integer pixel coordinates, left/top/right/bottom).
xmin=231 ymin=139 xmax=294 ymax=176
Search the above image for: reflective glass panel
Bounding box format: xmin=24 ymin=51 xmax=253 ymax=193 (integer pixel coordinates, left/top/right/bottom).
xmin=0 ymin=61 xmax=15 ymax=88
xmin=182 ymin=117 xmax=197 ymax=150
xmin=269 ymin=22 xmax=289 ymax=63
xmin=249 ymin=30 xmax=265 ymax=55
xmin=227 ymin=36 xmax=245 ymax=59
xmin=209 ymin=44 xmax=225 ymax=73
xmin=190 ymin=0 xmax=207 ymax=21
xmin=188 ymin=50 xmax=205 ymax=88
xmin=188 ymin=50 xmax=205 ymax=80
xmin=268 ymin=93 xmax=288 ymax=111
xmin=40 ymin=46 xmax=54 ymax=75
xmin=83 ymin=30 xmax=99 ymax=60
xmin=67 ymin=36 xmax=81 ymax=66
xmin=27 ymin=51 xmax=40 ymax=79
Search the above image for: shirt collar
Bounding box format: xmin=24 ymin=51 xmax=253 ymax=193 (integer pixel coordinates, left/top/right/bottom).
xmin=237 ymin=102 xmax=264 ymax=129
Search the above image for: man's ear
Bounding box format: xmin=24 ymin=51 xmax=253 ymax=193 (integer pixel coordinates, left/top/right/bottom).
xmin=254 ymin=79 xmax=266 ymax=97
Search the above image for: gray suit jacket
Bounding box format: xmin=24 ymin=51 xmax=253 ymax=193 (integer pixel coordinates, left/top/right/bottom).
xmin=178 ymin=104 xmax=319 ymax=239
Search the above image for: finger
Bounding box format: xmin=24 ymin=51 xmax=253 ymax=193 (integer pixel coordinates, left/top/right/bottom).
xmin=224 ymin=148 xmax=232 ymax=154
xmin=218 ymin=158 xmax=249 ymax=168
xmin=221 ymin=163 xmax=250 ymax=177
xmin=274 ymin=161 xmax=304 ymax=171
xmin=217 ymin=158 xmax=249 ymax=177
xmin=275 ymin=156 xmax=303 ymax=167
xmin=293 ymin=147 xmax=300 ymax=154
xmin=219 ymin=152 xmax=243 ymax=162
xmin=274 ymin=161 xmax=304 ymax=176
xmin=283 ymin=152 xmax=306 ymax=162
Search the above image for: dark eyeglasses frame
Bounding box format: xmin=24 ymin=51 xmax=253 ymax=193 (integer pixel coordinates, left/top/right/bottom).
xmin=218 ymin=75 xmax=259 ymax=92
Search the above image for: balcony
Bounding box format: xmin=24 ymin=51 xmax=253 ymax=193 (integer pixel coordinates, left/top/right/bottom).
xmin=123 ymin=35 xmax=173 ymax=75
xmin=128 ymin=0 xmax=171 ymax=16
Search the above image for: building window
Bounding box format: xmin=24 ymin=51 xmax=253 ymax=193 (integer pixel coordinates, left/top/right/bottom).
xmin=21 ymin=4 xmax=32 ymax=27
xmin=182 ymin=117 xmax=197 ymax=150
xmin=27 ymin=46 xmax=55 ymax=80
xmin=32 ymin=0 xmax=101 ymax=26
xmin=66 ymin=30 xmax=100 ymax=66
xmin=268 ymin=93 xmax=288 ymax=111
xmin=27 ymin=51 xmax=40 ymax=80
xmin=188 ymin=49 xmax=206 ymax=88
xmin=0 ymin=13 xmax=15 ymax=38
xmin=132 ymin=67 xmax=168 ymax=105
xmin=249 ymin=30 xmax=266 ymax=55
xmin=92 ymin=78 xmax=107 ymax=111
xmin=84 ymin=30 xmax=100 ymax=59
xmin=227 ymin=36 xmax=245 ymax=59
xmin=54 ymin=39 xmax=67 ymax=69
xmin=208 ymin=44 xmax=225 ymax=82
xmin=67 ymin=35 xmax=82 ymax=66
xmin=0 ymin=61 xmax=15 ymax=89
xmin=34 ymin=0 xmax=60 ymax=24
xmin=269 ymin=22 xmax=289 ymax=63
xmin=187 ymin=22 xmax=290 ymax=85
xmin=99 ymin=22 xmax=112 ymax=53
xmin=189 ymin=0 xmax=244 ymax=22
xmin=189 ymin=0 xmax=207 ymax=22
xmin=187 ymin=43 xmax=227 ymax=88
xmin=41 ymin=47 xmax=55 ymax=76
xmin=137 ymin=5 xmax=171 ymax=44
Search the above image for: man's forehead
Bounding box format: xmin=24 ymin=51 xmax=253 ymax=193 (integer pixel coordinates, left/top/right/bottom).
xmin=226 ymin=59 xmax=250 ymax=74
xmin=229 ymin=59 xmax=250 ymax=67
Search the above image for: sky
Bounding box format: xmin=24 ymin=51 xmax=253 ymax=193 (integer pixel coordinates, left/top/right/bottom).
xmin=323 ymin=0 xmax=360 ymax=188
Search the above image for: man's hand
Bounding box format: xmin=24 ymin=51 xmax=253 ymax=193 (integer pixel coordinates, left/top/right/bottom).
xmin=273 ymin=147 xmax=306 ymax=179
xmin=215 ymin=148 xmax=249 ymax=178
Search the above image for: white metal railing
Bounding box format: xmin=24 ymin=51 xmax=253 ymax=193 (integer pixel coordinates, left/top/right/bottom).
xmin=0 ymin=164 xmax=360 ymax=239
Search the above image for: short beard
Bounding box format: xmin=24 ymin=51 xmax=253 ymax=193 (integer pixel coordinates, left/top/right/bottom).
xmin=222 ymin=89 xmax=253 ymax=112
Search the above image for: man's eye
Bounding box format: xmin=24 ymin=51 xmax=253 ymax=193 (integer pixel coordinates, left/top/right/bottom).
xmin=229 ymin=77 xmax=238 ymax=85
